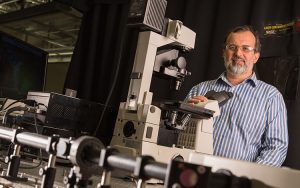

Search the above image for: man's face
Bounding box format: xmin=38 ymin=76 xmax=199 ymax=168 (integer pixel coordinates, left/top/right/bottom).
xmin=223 ymin=31 xmax=260 ymax=76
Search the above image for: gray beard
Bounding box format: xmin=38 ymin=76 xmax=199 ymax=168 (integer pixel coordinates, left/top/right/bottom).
xmin=224 ymin=57 xmax=248 ymax=75
xmin=225 ymin=62 xmax=247 ymax=75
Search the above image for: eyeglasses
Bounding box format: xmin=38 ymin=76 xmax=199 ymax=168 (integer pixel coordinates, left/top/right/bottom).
xmin=225 ymin=44 xmax=256 ymax=53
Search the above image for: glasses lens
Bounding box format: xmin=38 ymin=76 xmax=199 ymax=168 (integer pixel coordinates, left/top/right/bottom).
xmin=226 ymin=44 xmax=255 ymax=52
xmin=242 ymin=46 xmax=254 ymax=52
xmin=227 ymin=44 xmax=236 ymax=51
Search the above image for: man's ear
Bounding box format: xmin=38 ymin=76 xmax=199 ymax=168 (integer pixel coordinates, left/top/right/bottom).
xmin=253 ymin=52 xmax=260 ymax=64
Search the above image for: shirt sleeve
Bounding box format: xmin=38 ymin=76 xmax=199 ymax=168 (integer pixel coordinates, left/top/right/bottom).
xmin=185 ymin=83 xmax=208 ymax=101
xmin=255 ymin=92 xmax=288 ymax=166
xmin=185 ymin=85 xmax=198 ymax=101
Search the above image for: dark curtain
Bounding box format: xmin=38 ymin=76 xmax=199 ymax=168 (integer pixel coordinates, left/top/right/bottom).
xmin=256 ymin=57 xmax=300 ymax=169
xmin=64 ymin=0 xmax=300 ymax=167
xmin=165 ymin=0 xmax=300 ymax=99
xmin=165 ymin=0 xmax=300 ymax=169
xmin=64 ymin=0 xmax=131 ymax=145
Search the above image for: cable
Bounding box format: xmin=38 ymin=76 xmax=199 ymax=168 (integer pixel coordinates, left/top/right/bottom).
xmin=93 ymin=25 xmax=129 ymax=136
xmin=3 ymin=99 xmax=36 ymax=111
xmin=2 ymin=104 xmax=44 ymax=125
xmin=19 ymin=153 xmax=43 ymax=169
xmin=19 ymin=110 xmax=43 ymax=169
xmin=2 ymin=99 xmax=24 ymax=110
xmin=2 ymin=106 xmax=28 ymax=125
xmin=37 ymin=103 xmax=48 ymax=109
xmin=1 ymin=98 xmax=38 ymax=125
xmin=1 ymin=102 xmax=44 ymax=169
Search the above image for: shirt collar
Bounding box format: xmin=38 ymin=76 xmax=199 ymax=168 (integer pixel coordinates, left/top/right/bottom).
xmin=215 ymin=72 xmax=258 ymax=87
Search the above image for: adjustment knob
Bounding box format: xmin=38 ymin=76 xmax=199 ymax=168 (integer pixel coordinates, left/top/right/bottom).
xmin=4 ymin=156 xmax=10 ymax=163
xmin=174 ymin=56 xmax=187 ymax=69
xmin=39 ymin=167 xmax=45 ymax=176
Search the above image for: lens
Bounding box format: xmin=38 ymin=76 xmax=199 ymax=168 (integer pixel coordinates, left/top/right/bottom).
xmin=179 ymin=169 xmax=198 ymax=187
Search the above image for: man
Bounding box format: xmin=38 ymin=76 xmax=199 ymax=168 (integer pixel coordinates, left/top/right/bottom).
xmin=186 ymin=25 xmax=288 ymax=166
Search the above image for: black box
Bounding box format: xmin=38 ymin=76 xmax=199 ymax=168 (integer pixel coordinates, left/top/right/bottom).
xmin=128 ymin=0 xmax=167 ymax=32
xmin=27 ymin=92 xmax=104 ymax=134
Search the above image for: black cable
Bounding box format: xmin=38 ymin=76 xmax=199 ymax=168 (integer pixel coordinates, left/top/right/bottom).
xmin=93 ymin=25 xmax=128 ymax=136
xmin=19 ymin=104 xmax=43 ymax=169
xmin=3 ymin=99 xmax=36 ymax=110
xmin=37 ymin=103 xmax=48 ymax=109
xmin=19 ymin=111 xmax=43 ymax=169
xmin=1 ymin=98 xmax=38 ymax=125
xmin=19 ymin=156 xmax=43 ymax=169
xmin=0 ymin=103 xmax=44 ymax=170
xmin=2 ymin=106 xmax=28 ymax=125
xmin=2 ymin=103 xmax=44 ymax=125
xmin=2 ymin=99 xmax=24 ymax=110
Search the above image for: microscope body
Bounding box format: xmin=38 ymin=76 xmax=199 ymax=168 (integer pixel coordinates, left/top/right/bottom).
xmin=111 ymin=99 xmax=219 ymax=163
xmin=110 ymin=21 xmax=220 ymax=163
xmin=176 ymin=100 xmax=220 ymax=155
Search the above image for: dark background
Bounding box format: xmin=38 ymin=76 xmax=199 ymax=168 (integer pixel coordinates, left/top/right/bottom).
xmin=63 ymin=0 xmax=300 ymax=169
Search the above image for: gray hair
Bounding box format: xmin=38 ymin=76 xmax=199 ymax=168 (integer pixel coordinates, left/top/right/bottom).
xmin=224 ymin=25 xmax=261 ymax=53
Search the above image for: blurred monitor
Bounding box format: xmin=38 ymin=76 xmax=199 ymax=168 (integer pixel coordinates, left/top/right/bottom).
xmin=0 ymin=31 xmax=48 ymax=100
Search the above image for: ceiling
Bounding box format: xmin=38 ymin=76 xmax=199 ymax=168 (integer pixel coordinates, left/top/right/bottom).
xmin=0 ymin=0 xmax=82 ymax=63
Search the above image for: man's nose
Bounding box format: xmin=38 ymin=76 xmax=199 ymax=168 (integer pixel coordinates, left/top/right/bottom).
xmin=234 ymin=47 xmax=244 ymax=56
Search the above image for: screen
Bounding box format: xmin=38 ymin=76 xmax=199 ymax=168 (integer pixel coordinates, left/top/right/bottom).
xmin=0 ymin=31 xmax=48 ymax=99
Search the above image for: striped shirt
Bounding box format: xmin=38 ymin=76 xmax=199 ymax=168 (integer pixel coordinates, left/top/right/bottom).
xmin=186 ymin=72 xmax=288 ymax=166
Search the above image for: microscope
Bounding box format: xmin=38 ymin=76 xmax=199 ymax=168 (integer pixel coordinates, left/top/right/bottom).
xmin=109 ymin=17 xmax=232 ymax=163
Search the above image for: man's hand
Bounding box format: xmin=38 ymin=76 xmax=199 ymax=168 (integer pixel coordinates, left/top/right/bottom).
xmin=187 ymin=96 xmax=208 ymax=104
